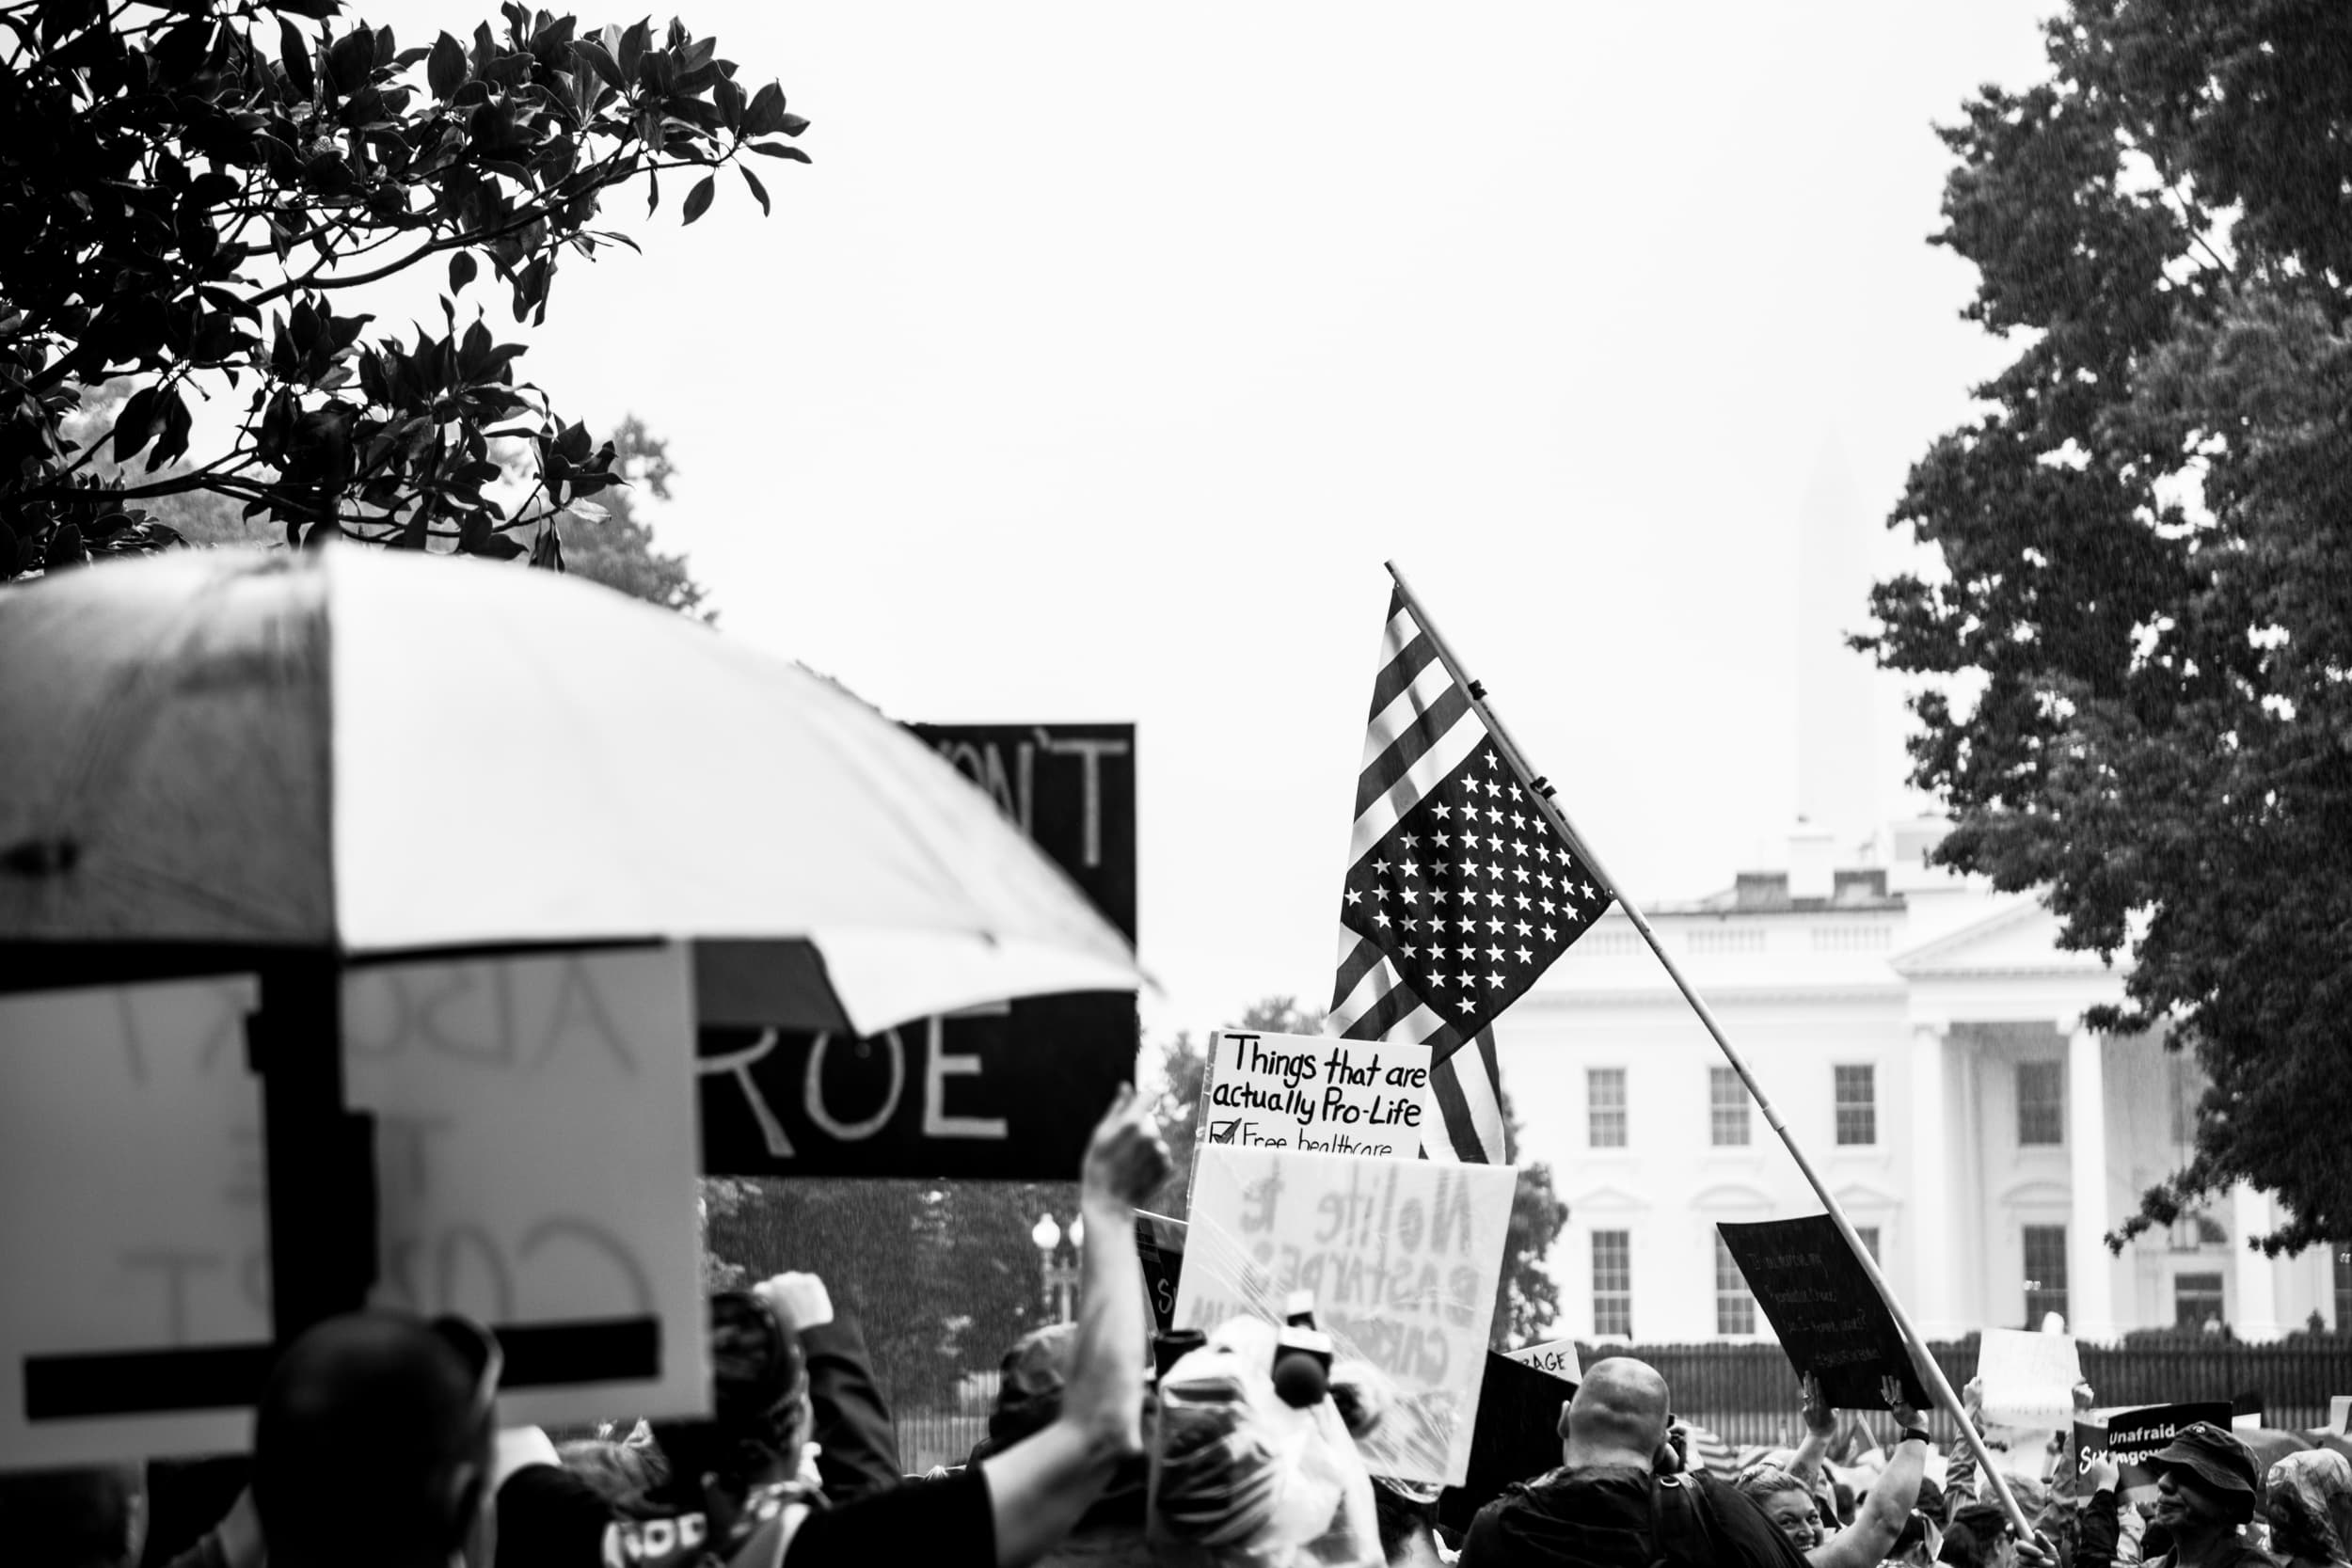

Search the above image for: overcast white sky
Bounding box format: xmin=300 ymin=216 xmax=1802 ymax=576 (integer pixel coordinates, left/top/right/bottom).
xmin=404 ymin=0 xmax=2059 ymax=1039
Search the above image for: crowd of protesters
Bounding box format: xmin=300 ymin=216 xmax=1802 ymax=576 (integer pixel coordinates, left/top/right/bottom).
xmin=2 ymin=1088 xmax=2344 ymax=1568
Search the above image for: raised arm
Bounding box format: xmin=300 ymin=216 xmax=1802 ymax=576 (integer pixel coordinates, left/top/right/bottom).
xmin=1808 ymin=1403 xmax=1928 ymax=1568
xmin=1787 ymin=1375 xmax=1835 ymax=1490
xmin=976 ymin=1085 xmax=1169 ymax=1568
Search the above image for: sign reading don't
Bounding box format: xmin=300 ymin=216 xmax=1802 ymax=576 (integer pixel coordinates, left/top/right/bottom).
xmin=697 ymin=722 xmax=1137 ymax=1181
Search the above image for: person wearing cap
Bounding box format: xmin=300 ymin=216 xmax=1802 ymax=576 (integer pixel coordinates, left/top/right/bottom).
xmin=2140 ymin=1421 xmax=2278 ymax=1568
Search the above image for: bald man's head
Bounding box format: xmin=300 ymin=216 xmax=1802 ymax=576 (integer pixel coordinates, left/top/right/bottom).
xmin=252 ymin=1313 xmax=493 ymax=1568
xmin=1559 ymin=1356 xmax=1672 ymax=1469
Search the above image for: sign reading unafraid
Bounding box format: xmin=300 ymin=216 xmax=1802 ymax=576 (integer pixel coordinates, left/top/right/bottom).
xmin=1175 ymin=1145 xmax=1516 ymax=1486
xmin=2072 ymin=1402 xmax=2233 ymax=1499
xmin=1715 ymin=1216 xmax=1927 ymax=1411
xmin=1196 ymin=1028 xmax=1430 ymax=1160
xmin=0 ymin=948 xmax=707 ymax=1469
xmin=697 ymin=722 xmax=1137 ymax=1181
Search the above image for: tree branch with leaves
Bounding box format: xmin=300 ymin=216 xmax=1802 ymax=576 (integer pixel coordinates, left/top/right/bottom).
xmin=0 ymin=0 xmax=806 ymax=573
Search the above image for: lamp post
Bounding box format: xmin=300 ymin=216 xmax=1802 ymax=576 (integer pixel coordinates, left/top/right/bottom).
xmin=1031 ymin=1212 xmax=1081 ymax=1323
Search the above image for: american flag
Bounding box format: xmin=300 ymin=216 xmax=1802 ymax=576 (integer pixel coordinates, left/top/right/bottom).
xmin=1327 ymin=587 xmax=1613 ymax=1163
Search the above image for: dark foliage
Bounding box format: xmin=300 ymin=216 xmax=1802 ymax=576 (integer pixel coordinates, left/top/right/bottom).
xmin=0 ymin=0 xmax=804 ymax=572
xmin=1861 ymin=0 xmax=2352 ymax=1253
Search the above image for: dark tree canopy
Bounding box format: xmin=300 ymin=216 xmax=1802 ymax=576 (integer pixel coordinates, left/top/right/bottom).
xmin=1862 ymin=0 xmax=2352 ymax=1253
xmin=0 ymin=0 xmax=805 ymax=572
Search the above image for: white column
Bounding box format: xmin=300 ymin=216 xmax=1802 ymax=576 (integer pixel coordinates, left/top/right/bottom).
xmin=2066 ymin=1024 xmax=2118 ymax=1340
xmin=2229 ymin=1182 xmax=2284 ymax=1340
xmin=1908 ymin=1023 xmax=1957 ymax=1337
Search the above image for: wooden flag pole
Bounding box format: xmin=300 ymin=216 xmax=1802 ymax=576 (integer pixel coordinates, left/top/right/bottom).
xmin=1383 ymin=561 xmax=2038 ymax=1543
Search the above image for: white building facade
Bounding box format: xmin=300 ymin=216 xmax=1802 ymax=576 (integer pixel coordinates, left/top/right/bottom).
xmin=1502 ymin=817 xmax=2342 ymax=1347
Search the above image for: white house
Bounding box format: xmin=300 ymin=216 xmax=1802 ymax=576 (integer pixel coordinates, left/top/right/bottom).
xmin=1499 ymin=816 xmax=2342 ymax=1346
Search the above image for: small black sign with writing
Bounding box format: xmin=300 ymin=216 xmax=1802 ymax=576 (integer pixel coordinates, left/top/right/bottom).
xmin=1715 ymin=1216 xmax=1926 ymax=1410
xmin=1136 ymin=1212 xmax=1185 ymax=1337
xmin=697 ymin=724 xmax=1136 ymax=1180
xmin=2070 ymin=1402 xmax=2233 ymax=1493
xmin=1437 ymin=1351 xmax=1575 ymax=1536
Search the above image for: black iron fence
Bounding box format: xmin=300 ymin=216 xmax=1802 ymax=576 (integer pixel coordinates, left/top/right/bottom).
xmin=885 ymin=1340 xmax=2352 ymax=1471
xmin=1588 ymin=1339 xmax=2352 ymax=1449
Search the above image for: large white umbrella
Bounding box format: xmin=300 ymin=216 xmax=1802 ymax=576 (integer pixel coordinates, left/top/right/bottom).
xmin=0 ymin=546 xmax=1142 ymax=1032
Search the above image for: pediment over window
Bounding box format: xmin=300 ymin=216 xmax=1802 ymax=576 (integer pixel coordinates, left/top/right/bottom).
xmin=1691 ymin=1181 xmax=1775 ymax=1212
xmin=1998 ymin=1178 xmax=2073 ymax=1209
xmin=1835 ymin=1180 xmax=1902 ymax=1212
xmin=1566 ymin=1181 xmax=1650 ymax=1213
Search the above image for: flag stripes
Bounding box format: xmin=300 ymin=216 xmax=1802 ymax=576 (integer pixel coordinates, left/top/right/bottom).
xmin=1327 ymin=583 xmax=1615 ymax=1165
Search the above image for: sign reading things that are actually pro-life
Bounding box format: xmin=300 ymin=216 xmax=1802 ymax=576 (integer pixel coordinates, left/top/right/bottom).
xmin=1196 ymin=1027 xmax=1431 ymax=1160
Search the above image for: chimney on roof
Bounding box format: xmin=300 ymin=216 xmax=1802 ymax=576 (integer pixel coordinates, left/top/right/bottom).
xmin=1789 ymin=818 xmax=1836 ymax=902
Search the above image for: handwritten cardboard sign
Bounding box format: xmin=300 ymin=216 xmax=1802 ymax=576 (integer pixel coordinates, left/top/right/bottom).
xmin=0 ymin=949 xmax=707 ymax=1469
xmin=1505 ymin=1338 xmax=1582 ymax=1385
xmin=698 ymin=722 xmax=1137 ymax=1180
xmin=0 ymin=976 xmax=270 ymax=1465
xmin=1175 ymin=1146 xmax=1517 ymax=1485
xmin=2072 ymin=1402 xmax=2233 ymax=1500
xmin=1196 ymin=1028 xmax=1430 ymax=1160
xmin=1715 ymin=1216 xmax=1926 ymax=1411
xmin=344 ymin=948 xmax=707 ymax=1432
xmin=1976 ymin=1327 xmax=2083 ymax=1433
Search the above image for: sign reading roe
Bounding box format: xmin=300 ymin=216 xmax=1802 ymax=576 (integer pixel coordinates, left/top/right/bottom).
xmin=1198 ymin=1027 xmax=1430 ymax=1159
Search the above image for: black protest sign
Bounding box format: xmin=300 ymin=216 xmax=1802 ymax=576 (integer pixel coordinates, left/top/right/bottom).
xmin=2071 ymin=1402 xmax=2233 ymax=1494
xmin=1136 ymin=1212 xmax=1185 ymax=1336
xmin=1436 ymin=1351 xmax=1574 ymax=1537
xmin=1715 ymin=1216 xmax=1926 ymax=1410
xmin=697 ymin=723 xmax=1137 ymax=1180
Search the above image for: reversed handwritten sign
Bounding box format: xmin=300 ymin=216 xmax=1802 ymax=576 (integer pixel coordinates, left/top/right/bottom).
xmin=1715 ymin=1216 xmax=1926 ymax=1411
xmin=698 ymin=722 xmax=1137 ymax=1180
xmin=344 ymin=947 xmax=706 ymax=1432
xmin=0 ymin=949 xmax=706 ymax=1469
xmin=1196 ymin=1029 xmax=1429 ymax=1160
xmin=1976 ymin=1327 xmax=2082 ymax=1433
xmin=1505 ymin=1338 xmax=1582 ymax=1385
xmin=0 ymin=976 xmax=268 ymax=1465
xmin=1175 ymin=1146 xmax=1516 ymax=1485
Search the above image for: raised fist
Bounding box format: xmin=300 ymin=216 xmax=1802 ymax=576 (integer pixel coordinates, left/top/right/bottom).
xmin=1082 ymin=1084 xmax=1172 ymax=1209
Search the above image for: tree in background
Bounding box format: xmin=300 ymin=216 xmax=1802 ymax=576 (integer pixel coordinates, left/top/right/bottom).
xmin=0 ymin=0 xmax=805 ymax=573
xmin=59 ymin=377 xmax=712 ymax=612
xmin=1491 ymin=1086 xmax=1567 ymax=1348
xmin=1148 ymin=995 xmax=1571 ymax=1348
xmin=556 ymin=413 xmax=708 ymax=617
xmin=1860 ymin=1 xmax=2352 ymax=1252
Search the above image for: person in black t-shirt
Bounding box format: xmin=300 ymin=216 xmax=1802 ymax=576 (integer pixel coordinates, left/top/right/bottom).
xmin=1459 ymin=1357 xmax=1810 ymax=1568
